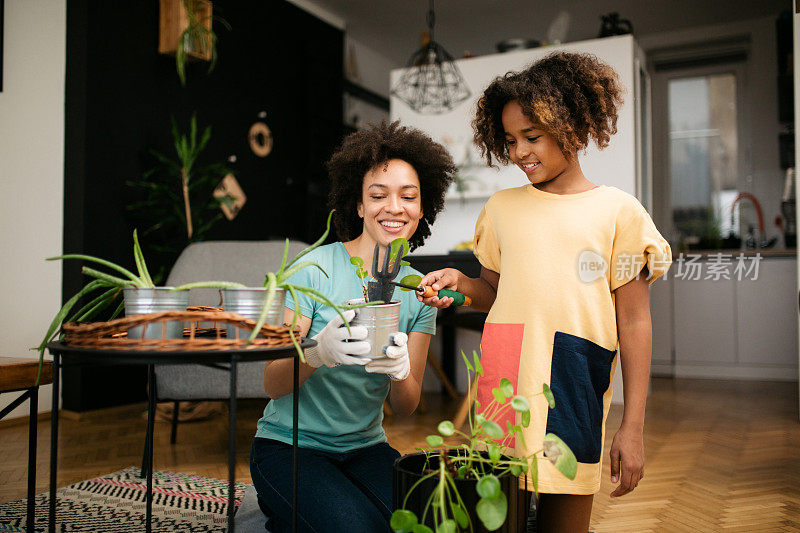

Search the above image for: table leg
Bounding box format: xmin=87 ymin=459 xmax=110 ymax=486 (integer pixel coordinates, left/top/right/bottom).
xmin=28 ymin=385 xmax=37 ymax=533
xmin=292 ymin=354 xmax=299 ymax=533
xmin=146 ymin=364 xmax=156 ymax=533
xmin=49 ymin=353 xmax=59 ymax=533
xmin=228 ymin=355 xmax=238 ymax=533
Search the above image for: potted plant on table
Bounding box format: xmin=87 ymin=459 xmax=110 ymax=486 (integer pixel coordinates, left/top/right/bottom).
xmin=173 ymin=210 xmax=372 ymax=362
xmin=35 ymin=230 xmax=188 ymax=383
xmin=391 ymin=351 xmax=577 ymax=533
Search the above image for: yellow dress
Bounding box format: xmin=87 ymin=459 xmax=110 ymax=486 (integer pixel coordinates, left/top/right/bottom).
xmin=473 ymin=184 xmax=671 ymax=494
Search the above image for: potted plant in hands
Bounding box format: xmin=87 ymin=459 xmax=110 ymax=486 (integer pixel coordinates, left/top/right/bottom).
xmin=34 ymin=230 xmax=188 ymax=383
xmin=391 ymin=351 xmax=577 ymax=533
xmin=345 ymin=237 xmax=421 ymax=359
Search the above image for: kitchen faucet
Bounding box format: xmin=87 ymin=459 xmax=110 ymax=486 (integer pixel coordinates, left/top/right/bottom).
xmin=730 ymin=192 xmax=774 ymax=248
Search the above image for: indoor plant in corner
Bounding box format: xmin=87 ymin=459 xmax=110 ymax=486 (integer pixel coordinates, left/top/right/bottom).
xmin=391 ymin=351 xmax=577 ymax=533
xmin=35 ymin=230 xmax=188 ymax=383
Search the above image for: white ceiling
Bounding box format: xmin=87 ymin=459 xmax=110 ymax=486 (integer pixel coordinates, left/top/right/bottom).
xmin=309 ymin=0 xmax=791 ymax=65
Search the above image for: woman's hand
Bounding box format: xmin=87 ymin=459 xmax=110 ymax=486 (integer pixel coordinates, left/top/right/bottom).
xmin=365 ymin=332 xmax=410 ymax=381
xmin=417 ymin=268 xmax=461 ymax=309
xmin=305 ymin=309 xmax=371 ymax=368
xmin=609 ymin=424 xmax=645 ymax=498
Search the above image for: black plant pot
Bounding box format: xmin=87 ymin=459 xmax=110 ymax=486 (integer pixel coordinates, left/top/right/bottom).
xmin=393 ymin=450 xmax=529 ymax=532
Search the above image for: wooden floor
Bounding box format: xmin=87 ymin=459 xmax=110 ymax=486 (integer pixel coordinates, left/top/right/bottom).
xmin=1 ymin=378 xmax=798 ymax=531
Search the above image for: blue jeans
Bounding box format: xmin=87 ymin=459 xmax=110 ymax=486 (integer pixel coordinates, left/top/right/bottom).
xmin=250 ymin=437 xmax=400 ymax=533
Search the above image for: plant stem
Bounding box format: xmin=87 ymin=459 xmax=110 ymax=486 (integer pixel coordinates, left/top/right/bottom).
xmin=181 ymin=167 xmax=193 ymax=239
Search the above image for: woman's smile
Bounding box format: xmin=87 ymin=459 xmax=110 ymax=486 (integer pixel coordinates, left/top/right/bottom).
xmin=358 ymin=158 xmax=423 ymax=247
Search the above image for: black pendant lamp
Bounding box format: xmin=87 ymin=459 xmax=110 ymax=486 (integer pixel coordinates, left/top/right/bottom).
xmin=391 ymin=0 xmax=471 ymax=115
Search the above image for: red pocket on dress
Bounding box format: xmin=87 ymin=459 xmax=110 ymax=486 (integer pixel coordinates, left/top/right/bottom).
xmin=476 ymin=323 xmax=525 ymax=430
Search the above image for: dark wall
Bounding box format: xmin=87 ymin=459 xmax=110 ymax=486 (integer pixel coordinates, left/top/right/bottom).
xmin=62 ymin=0 xmax=344 ymax=411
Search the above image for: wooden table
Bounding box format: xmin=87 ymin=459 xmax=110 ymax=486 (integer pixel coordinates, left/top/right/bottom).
xmin=0 ymin=357 xmax=54 ymax=533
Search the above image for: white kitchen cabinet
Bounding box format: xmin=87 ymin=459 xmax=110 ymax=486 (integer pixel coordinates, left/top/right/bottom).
xmin=736 ymin=257 xmax=798 ymax=367
xmin=673 ymin=275 xmax=737 ymax=367
xmin=660 ymin=255 xmax=798 ymax=380
xmin=650 ymin=276 xmax=674 ymax=375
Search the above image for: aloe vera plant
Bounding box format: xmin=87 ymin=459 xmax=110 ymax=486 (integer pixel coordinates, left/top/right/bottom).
xmin=390 ymin=350 xmax=577 ymax=533
xmin=174 ymin=210 xmax=370 ymax=361
xmin=33 ymin=230 xmax=161 ymax=384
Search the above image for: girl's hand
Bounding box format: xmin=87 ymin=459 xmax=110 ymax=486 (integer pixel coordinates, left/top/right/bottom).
xmin=417 ymin=268 xmax=460 ymax=309
xmin=609 ymin=424 xmax=644 ymax=498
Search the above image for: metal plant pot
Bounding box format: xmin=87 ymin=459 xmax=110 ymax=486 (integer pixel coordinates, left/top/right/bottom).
xmin=343 ymin=298 xmax=401 ymax=359
xmin=221 ymin=287 xmax=286 ymax=340
xmin=123 ymin=287 xmax=189 ymax=340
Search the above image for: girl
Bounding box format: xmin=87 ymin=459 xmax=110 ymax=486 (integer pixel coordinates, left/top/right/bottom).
xmin=419 ymin=52 xmax=671 ymax=532
xmin=250 ymin=121 xmax=456 ymax=533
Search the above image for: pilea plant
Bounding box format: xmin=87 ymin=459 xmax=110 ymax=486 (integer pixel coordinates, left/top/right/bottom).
xmin=390 ymin=351 xmax=577 ymax=533
xmin=34 ymin=230 xmax=159 ymax=383
xmin=349 ymin=237 xmax=420 ymax=301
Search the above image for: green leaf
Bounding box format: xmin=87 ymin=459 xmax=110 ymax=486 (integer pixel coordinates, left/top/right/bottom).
xmin=543 ymin=433 xmax=578 ymax=480
xmin=488 ymin=443 xmax=501 ymax=463
xmin=282 ymin=210 xmax=334 ymax=272
xmin=531 ymin=455 xmax=538 ymax=495
xmin=543 ymin=383 xmax=555 ymax=408
xmin=473 ymin=350 xmax=483 ymax=376
xmin=389 ymin=237 xmax=410 ymax=260
xmin=476 ymin=474 xmax=501 ymax=499
xmin=412 ymin=525 xmax=433 ymax=533
xmin=399 ymin=274 xmax=422 ymax=289
xmin=435 ymin=520 xmax=456 ymax=533
xmin=81 ymin=267 xmax=136 ymax=288
xmin=461 ymin=350 xmax=474 ymax=373
xmin=476 ymin=492 xmax=507 ymax=531
xmin=510 ymin=464 xmax=522 ymax=476
xmin=521 ymin=410 xmax=531 ymax=428
xmin=132 ymin=229 xmax=154 ymax=287
xmin=172 ymin=281 xmax=247 ymax=291
xmin=390 ymin=509 xmax=418 ymax=533
xmin=426 ymin=435 xmax=444 ymax=447
xmin=437 ymin=420 xmax=455 ymax=437
xmin=481 ymin=420 xmax=503 ymax=440
xmin=492 ymin=388 xmax=506 ymax=404
xmin=356 ymin=267 xmax=368 ymax=279
xmin=475 ymin=413 xmax=486 ymax=425
xmin=49 ymin=254 xmax=142 ymax=284
xmin=511 ymin=395 xmax=530 ymax=412
xmin=457 ymin=464 xmax=468 ymax=478
xmin=248 ymin=273 xmax=277 ymax=343
xmin=499 ymin=378 xmax=514 ymax=398
xmin=350 ymin=256 xmax=364 ymax=267
xmin=451 ymin=504 xmax=469 ymax=529
xmin=400 ymin=260 xmax=410 ymax=266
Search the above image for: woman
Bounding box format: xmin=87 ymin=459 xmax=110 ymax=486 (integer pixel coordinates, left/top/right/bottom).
xmin=250 ymin=121 xmax=456 ymax=532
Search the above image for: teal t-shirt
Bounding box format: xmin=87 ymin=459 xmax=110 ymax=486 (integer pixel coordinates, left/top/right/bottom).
xmin=255 ymin=242 xmax=437 ymax=452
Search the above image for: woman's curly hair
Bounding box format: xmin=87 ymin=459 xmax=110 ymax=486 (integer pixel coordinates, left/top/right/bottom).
xmin=472 ymin=52 xmax=624 ymax=166
xmin=327 ymin=121 xmax=456 ymax=250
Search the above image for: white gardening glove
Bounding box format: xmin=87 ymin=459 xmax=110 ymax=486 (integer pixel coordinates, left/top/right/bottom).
xmin=365 ymin=332 xmax=410 ymax=381
xmin=305 ymin=310 xmax=371 ymax=368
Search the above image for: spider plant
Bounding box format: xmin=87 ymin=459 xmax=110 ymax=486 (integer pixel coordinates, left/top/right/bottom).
xmin=33 ymin=230 xmax=161 ymax=384
xmin=349 ymin=237 xmax=414 ymax=302
xmin=174 ymin=0 xmax=230 ymax=86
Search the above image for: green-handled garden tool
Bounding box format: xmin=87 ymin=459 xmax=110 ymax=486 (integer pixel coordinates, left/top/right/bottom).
xmin=390 ymin=280 xmax=472 ymax=307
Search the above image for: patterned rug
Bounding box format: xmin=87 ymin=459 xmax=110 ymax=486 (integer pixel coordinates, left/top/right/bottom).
xmin=0 ymin=467 xmax=246 ymax=532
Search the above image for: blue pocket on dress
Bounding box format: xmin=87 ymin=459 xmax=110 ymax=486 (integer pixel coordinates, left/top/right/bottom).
xmin=544 ymin=331 xmax=616 ymax=464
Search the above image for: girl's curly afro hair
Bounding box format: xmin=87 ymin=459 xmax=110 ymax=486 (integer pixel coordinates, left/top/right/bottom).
xmin=473 ymin=51 xmax=624 ymax=166
xmin=326 ymin=121 xmax=456 ymax=251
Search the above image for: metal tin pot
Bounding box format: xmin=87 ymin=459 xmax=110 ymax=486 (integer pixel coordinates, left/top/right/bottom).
xmin=123 ymin=287 xmax=189 ymax=340
xmin=221 ymin=287 xmax=286 ymax=340
xmin=343 ymin=298 xmax=401 ymax=359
